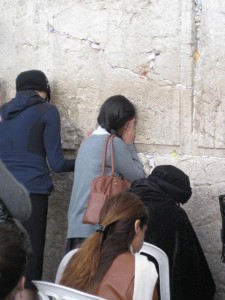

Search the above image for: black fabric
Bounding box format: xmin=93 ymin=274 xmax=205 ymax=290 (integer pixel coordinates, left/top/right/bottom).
xmin=16 ymin=70 xmax=51 ymax=101
xmin=21 ymin=194 xmax=48 ymax=290
xmin=129 ymin=165 xmax=216 ymax=300
xmin=0 ymin=198 xmax=32 ymax=260
xmin=0 ymin=198 xmax=13 ymax=224
xmin=150 ymin=165 xmax=192 ymax=204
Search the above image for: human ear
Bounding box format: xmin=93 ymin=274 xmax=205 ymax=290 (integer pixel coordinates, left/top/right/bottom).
xmin=122 ymin=120 xmax=131 ymax=132
xmin=17 ymin=276 xmax=25 ymax=290
xmin=134 ymin=219 xmax=141 ymax=234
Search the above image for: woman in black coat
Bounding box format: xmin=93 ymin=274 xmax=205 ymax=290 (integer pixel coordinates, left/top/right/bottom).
xmin=129 ymin=165 xmax=215 ymax=300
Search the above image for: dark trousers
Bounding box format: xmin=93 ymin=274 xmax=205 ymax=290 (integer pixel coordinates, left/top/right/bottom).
xmin=22 ymin=194 xmax=48 ymax=289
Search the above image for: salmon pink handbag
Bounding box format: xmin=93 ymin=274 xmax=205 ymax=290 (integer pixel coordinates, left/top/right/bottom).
xmin=82 ymin=135 xmax=130 ymax=225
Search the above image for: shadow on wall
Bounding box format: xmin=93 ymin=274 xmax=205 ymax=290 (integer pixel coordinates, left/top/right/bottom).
xmin=43 ymin=171 xmax=74 ymax=282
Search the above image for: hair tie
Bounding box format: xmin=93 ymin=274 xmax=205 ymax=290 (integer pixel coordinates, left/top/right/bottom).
xmin=95 ymin=224 xmax=105 ymax=233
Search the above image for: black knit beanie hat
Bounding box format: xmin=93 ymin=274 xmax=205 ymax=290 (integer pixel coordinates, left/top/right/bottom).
xmin=16 ymin=70 xmax=51 ymax=101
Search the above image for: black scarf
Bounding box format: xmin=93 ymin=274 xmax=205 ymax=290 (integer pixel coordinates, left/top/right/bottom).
xmin=129 ymin=165 xmax=215 ymax=300
xmin=131 ymin=164 xmax=192 ymax=205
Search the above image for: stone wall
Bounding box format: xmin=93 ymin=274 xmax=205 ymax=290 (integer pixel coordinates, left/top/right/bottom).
xmin=0 ymin=0 xmax=225 ymax=299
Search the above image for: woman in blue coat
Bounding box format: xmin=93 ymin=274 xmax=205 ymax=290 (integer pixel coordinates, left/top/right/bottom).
xmin=0 ymin=70 xmax=75 ymax=299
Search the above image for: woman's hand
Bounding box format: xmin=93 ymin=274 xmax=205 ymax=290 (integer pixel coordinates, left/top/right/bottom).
xmin=122 ymin=119 xmax=136 ymax=144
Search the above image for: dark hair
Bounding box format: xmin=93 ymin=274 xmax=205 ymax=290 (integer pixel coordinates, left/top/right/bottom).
xmin=0 ymin=225 xmax=28 ymax=300
xmin=60 ymin=192 xmax=148 ymax=293
xmin=97 ymin=95 xmax=136 ymax=136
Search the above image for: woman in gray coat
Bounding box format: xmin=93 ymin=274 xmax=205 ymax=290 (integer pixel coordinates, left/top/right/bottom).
xmin=66 ymin=95 xmax=145 ymax=252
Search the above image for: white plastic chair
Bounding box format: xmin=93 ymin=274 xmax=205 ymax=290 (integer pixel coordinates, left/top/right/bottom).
xmin=140 ymin=242 xmax=171 ymax=300
xmin=54 ymin=244 xmax=170 ymax=300
xmin=32 ymin=280 xmax=106 ymax=300
xmin=55 ymin=249 xmax=78 ymax=284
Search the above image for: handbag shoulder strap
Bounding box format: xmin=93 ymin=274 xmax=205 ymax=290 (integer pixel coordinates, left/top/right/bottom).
xmin=101 ymin=134 xmax=115 ymax=176
xmin=110 ymin=135 xmax=115 ymax=175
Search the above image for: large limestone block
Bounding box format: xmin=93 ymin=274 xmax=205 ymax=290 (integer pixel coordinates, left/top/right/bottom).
xmin=194 ymin=0 xmax=225 ymax=156
xmin=0 ymin=0 xmax=193 ymax=152
xmin=46 ymin=0 xmax=193 ymax=150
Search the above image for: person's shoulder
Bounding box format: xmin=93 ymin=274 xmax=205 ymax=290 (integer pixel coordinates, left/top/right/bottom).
xmin=112 ymin=252 xmax=135 ymax=273
xmin=85 ymin=134 xmax=109 ymax=144
xmin=42 ymin=102 xmax=57 ymax=110
xmin=112 ymin=135 xmax=124 ymax=147
xmin=76 ymin=134 xmax=102 ymax=152
xmin=33 ymin=101 xmax=55 ymax=111
xmin=117 ymin=252 xmax=135 ymax=262
xmin=40 ymin=102 xmax=60 ymax=117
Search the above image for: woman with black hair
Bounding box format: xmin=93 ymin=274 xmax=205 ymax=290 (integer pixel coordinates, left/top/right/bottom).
xmin=66 ymin=95 xmax=145 ymax=252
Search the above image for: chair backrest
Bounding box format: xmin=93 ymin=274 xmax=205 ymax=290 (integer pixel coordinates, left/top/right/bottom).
xmin=32 ymin=280 xmax=106 ymax=300
xmin=140 ymin=242 xmax=171 ymax=300
xmin=54 ymin=244 xmax=170 ymax=300
xmin=55 ymin=249 xmax=78 ymax=284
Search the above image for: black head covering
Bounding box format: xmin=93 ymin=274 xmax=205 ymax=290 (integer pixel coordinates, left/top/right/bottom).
xmin=16 ymin=70 xmax=51 ymax=101
xmin=129 ymin=165 xmax=215 ymax=300
xmin=130 ymin=165 xmax=192 ymax=204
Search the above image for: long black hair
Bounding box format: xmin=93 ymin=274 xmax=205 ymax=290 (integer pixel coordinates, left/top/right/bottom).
xmin=97 ymin=95 xmax=136 ymax=137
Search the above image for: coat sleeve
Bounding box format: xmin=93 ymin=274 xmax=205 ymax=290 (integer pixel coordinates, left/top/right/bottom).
xmin=111 ymin=137 xmax=145 ymax=182
xmin=0 ymin=161 xmax=31 ymax=221
xmin=43 ymin=106 xmax=75 ymax=172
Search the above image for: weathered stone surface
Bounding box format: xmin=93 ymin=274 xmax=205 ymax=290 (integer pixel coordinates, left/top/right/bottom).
xmin=194 ymin=0 xmax=225 ymax=157
xmin=49 ymin=0 xmax=193 ymax=148
xmin=152 ymin=155 xmax=225 ymax=299
xmin=0 ymin=0 xmax=193 ymax=150
xmin=1 ymin=0 xmax=225 ymax=299
xmin=43 ymin=171 xmax=74 ymax=281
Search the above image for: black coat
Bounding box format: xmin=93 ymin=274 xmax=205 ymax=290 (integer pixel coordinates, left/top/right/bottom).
xmin=130 ymin=165 xmax=215 ymax=300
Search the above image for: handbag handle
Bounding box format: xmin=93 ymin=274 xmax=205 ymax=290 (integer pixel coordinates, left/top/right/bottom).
xmin=101 ymin=135 xmax=115 ymax=176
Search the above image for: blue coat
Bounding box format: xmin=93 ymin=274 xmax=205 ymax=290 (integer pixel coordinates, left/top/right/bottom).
xmin=0 ymin=90 xmax=75 ymax=194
